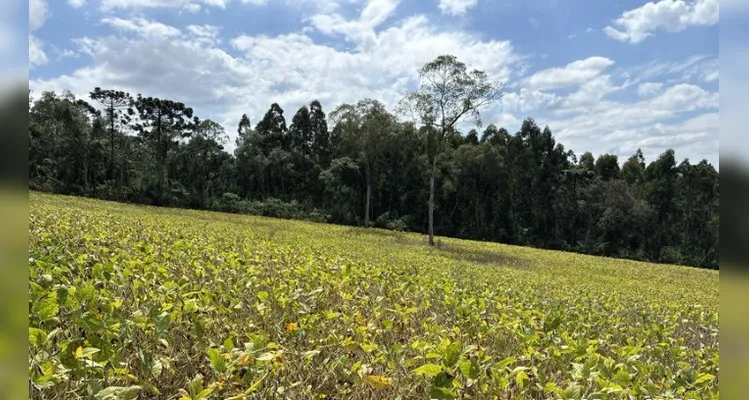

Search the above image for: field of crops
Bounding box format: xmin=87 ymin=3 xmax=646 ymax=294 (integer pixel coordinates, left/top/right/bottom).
xmin=28 ymin=192 xmax=719 ymax=399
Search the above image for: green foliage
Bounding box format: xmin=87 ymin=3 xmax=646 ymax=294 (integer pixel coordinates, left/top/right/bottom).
xmin=29 ymin=192 xmax=719 ymax=398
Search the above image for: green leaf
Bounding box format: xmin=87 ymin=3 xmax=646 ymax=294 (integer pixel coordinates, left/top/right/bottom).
xmin=428 ymin=386 xmax=457 ymax=399
xmin=79 ymin=347 xmax=101 ymax=358
xmin=694 ymin=373 xmax=715 ymax=386
xmin=412 ymin=363 xmax=443 ymax=377
xmin=257 ymin=291 xmax=269 ymax=302
xmin=459 ymin=358 xmax=480 ymax=380
xmin=223 ymin=337 xmax=235 ymax=351
xmin=29 ymin=327 xmax=48 ymax=347
xmin=32 ymin=293 xmax=59 ymax=322
xmin=515 ymin=371 xmax=529 ymax=389
xmin=442 ymin=342 xmax=462 ymax=368
xmin=434 ymin=371 xmax=454 ymax=388
xmin=186 ymin=374 xmax=205 ymax=397
xmin=495 ymin=357 xmax=516 ymax=370
xmin=94 ymin=386 xmax=142 ymax=400
xmin=194 ymin=318 xmax=205 ymax=343
xmin=183 ymin=299 xmax=198 ymax=313
xmin=206 ymin=348 xmax=227 ymax=373
xmin=195 ymin=388 xmax=214 ymax=399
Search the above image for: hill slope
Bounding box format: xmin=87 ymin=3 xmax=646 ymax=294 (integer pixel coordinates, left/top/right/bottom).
xmin=29 ymin=192 xmax=719 ymax=399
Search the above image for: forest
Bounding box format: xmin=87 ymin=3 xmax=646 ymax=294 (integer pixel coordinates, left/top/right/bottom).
xmin=27 ymin=56 xmax=719 ymax=270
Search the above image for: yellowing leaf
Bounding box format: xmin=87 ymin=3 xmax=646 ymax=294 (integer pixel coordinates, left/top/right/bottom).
xmin=235 ymin=353 xmax=254 ymax=366
xmin=365 ymin=375 xmax=392 ymax=390
xmin=284 ymin=322 xmax=299 ymax=333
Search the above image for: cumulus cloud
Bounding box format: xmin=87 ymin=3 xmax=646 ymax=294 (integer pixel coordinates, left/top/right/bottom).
xmin=501 ymin=88 xmax=559 ymax=113
xmin=309 ymin=0 xmax=401 ymax=44
xmin=30 ymin=0 xmax=48 ymax=31
xmin=604 ymin=0 xmax=719 ymax=44
xmin=101 ymin=17 xmax=182 ymax=38
xmin=545 ymin=81 xmax=718 ymax=164
xmin=524 ymin=57 xmax=614 ymax=90
xmin=31 ymin=13 xmax=519 ymax=151
xmin=637 ymin=82 xmax=663 ymax=97
xmin=68 ymin=0 xmax=87 ymax=8
xmin=30 ymin=0 xmax=48 ymax=68
xmin=437 ymin=0 xmax=478 ymax=16
xmin=100 ymin=0 xmax=230 ymax=11
xmin=29 ymin=35 xmax=48 ymax=67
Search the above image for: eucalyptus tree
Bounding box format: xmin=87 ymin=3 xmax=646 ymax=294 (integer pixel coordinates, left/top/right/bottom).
xmin=398 ymin=55 xmax=504 ymax=245
xmin=330 ymin=99 xmax=397 ymax=227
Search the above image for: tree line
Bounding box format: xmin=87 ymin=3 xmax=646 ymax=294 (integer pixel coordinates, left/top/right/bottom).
xmin=28 ymin=55 xmax=719 ymax=269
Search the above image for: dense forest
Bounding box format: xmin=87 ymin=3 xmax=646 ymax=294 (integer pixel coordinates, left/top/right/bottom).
xmin=28 ymin=56 xmax=719 ymax=269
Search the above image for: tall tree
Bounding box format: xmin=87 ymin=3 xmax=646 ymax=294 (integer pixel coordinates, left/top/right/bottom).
xmin=621 ymin=149 xmax=646 ymax=185
xmin=330 ymin=99 xmax=396 ymax=227
xmin=289 ymin=106 xmax=313 ymax=156
xmin=595 ymin=154 xmax=620 ymax=181
xmin=89 ymin=88 xmax=132 ymax=182
xmin=237 ymin=113 xmax=252 ymax=146
xmin=132 ymin=95 xmax=198 ymax=205
xmin=398 ymin=55 xmax=504 ymax=245
xmin=310 ymin=100 xmax=331 ymax=168
xmin=256 ymin=103 xmax=288 ymax=152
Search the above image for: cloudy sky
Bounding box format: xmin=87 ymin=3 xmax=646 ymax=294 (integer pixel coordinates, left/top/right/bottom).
xmin=27 ymin=0 xmax=719 ymax=165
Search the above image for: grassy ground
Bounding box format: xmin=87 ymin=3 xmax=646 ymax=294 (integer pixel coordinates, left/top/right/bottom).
xmin=28 ymin=191 xmax=719 ymax=399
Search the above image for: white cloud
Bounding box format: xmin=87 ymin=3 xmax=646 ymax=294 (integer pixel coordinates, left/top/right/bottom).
xmin=68 ymin=0 xmax=86 ymax=8
xmin=602 ymin=112 xmax=718 ymax=162
xmin=637 ymin=82 xmax=663 ymax=97
xmin=524 ymin=57 xmax=614 ymax=90
xmin=586 ymin=27 xmax=595 ymax=33
xmin=648 ymin=83 xmax=718 ymax=111
xmin=624 ymin=54 xmax=719 ymax=88
xmin=100 ymin=0 xmax=230 ymax=11
xmin=604 ymin=0 xmax=719 ymax=44
xmin=187 ymin=25 xmax=222 ymax=45
xmin=437 ymin=0 xmax=478 ymax=16
xmin=29 ymin=0 xmax=48 ymax=31
xmin=29 ymin=35 xmax=48 ymax=68
xmin=30 ymin=14 xmax=519 ymax=151
xmin=309 ymin=0 xmax=400 ymax=44
xmin=29 ymin=0 xmax=48 ymax=68
xmin=502 ymin=88 xmax=559 ymax=113
xmin=101 ymin=17 xmax=182 ymax=38
xmin=543 ymin=81 xmax=718 ymax=164
xmin=704 ymin=70 xmax=718 ymax=82
xmin=182 ymin=3 xmax=202 ymax=12
xmin=553 ymin=75 xmax=630 ymax=114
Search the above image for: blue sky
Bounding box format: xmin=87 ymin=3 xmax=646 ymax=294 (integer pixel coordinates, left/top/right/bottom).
xmin=26 ymin=0 xmax=719 ymax=165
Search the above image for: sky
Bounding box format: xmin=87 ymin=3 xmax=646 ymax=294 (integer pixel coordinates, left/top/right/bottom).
xmin=24 ymin=0 xmax=720 ymax=166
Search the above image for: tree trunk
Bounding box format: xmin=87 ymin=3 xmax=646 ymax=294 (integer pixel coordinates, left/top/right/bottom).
xmin=156 ymin=112 xmax=165 ymax=205
xmin=428 ymin=157 xmax=436 ymax=246
xmin=365 ymin=163 xmax=371 ymax=228
xmin=82 ymin=145 xmax=89 ymax=193
xmin=109 ymin=102 xmax=115 ymax=183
